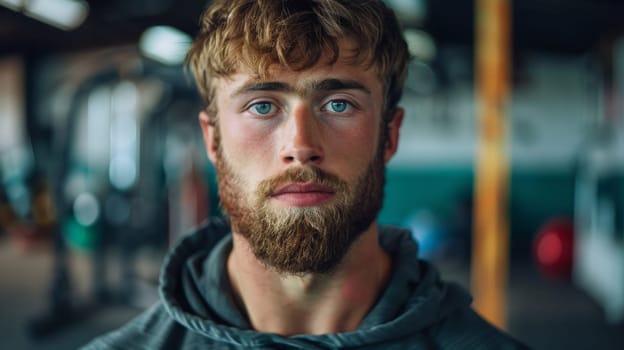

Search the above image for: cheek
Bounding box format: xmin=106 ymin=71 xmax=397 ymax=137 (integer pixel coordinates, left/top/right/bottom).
xmin=329 ymin=122 xmax=380 ymax=166
xmin=219 ymin=119 xmax=277 ymax=177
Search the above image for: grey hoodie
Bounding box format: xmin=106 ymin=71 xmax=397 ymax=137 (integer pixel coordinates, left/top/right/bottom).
xmin=81 ymin=218 xmax=528 ymax=349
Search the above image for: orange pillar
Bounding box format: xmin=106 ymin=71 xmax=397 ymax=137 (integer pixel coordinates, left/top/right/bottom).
xmin=472 ymin=0 xmax=511 ymax=329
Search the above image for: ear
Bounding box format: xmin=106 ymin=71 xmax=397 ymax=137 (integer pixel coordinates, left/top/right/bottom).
xmin=383 ymin=108 xmax=404 ymax=164
xmin=199 ymin=110 xmax=218 ymax=164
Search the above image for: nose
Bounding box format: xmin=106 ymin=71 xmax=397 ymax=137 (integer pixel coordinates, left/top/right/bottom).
xmin=279 ymin=104 xmax=324 ymax=165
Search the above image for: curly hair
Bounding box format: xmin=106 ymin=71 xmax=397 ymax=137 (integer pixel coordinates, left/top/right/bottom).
xmin=186 ymin=0 xmax=409 ymax=124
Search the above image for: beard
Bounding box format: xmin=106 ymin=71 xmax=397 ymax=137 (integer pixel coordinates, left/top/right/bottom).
xmin=214 ymin=133 xmax=386 ymax=275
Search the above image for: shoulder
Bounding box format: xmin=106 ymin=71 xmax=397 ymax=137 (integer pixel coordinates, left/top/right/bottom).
xmin=432 ymin=307 xmax=531 ymax=349
xmin=79 ymin=303 xmax=186 ymax=350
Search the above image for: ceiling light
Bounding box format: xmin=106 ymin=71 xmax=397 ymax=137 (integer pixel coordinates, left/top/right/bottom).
xmin=1 ymin=0 xmax=89 ymax=31
xmin=404 ymin=29 xmax=437 ymax=62
xmin=139 ymin=26 xmax=193 ymax=66
xmin=25 ymin=0 xmax=89 ymax=30
xmin=385 ymin=0 xmax=427 ymax=25
xmin=0 ymin=0 xmax=22 ymax=11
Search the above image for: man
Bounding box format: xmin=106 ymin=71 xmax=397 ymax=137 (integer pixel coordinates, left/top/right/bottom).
xmin=83 ymin=0 xmax=527 ymax=348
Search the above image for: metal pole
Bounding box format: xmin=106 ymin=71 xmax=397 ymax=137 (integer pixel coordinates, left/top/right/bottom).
xmin=472 ymin=0 xmax=511 ymax=329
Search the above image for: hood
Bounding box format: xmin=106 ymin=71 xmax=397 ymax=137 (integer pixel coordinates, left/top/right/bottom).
xmin=159 ymin=218 xmax=473 ymax=349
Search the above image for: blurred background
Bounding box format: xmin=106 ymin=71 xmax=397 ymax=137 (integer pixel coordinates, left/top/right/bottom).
xmin=0 ymin=0 xmax=623 ymax=349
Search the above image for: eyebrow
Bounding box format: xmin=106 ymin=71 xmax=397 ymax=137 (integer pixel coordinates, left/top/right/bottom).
xmin=231 ymin=78 xmax=372 ymax=97
xmin=233 ymin=82 xmax=293 ymax=96
xmin=310 ymin=79 xmax=371 ymax=94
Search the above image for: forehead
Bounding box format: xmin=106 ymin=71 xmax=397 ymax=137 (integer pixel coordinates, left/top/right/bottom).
xmin=217 ymin=59 xmax=382 ymax=103
xmin=216 ymin=38 xmax=381 ymax=93
xmin=232 ymin=63 xmax=377 ymax=92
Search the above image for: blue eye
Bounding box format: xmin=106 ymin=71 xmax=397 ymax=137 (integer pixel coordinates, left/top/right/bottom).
xmin=325 ymin=100 xmax=352 ymax=113
xmin=251 ymin=102 xmax=275 ymax=115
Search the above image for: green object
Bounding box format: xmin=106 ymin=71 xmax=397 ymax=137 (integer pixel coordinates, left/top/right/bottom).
xmin=63 ymin=217 xmax=98 ymax=252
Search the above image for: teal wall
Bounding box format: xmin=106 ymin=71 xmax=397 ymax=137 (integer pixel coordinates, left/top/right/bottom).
xmin=380 ymin=167 xmax=474 ymax=227
xmin=379 ymin=167 xmax=576 ymax=254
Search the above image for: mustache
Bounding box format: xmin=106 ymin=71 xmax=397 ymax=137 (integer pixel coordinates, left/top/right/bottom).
xmin=256 ymin=166 xmax=348 ymax=198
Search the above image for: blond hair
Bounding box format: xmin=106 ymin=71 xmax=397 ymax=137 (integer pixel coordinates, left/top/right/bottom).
xmin=186 ymin=0 xmax=409 ymax=123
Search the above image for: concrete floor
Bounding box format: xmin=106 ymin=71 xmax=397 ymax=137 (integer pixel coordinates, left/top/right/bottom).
xmin=498 ymin=265 xmax=623 ymax=349
xmin=1 ymin=235 xmax=623 ymax=350
xmin=0 ymin=236 xmax=153 ymax=350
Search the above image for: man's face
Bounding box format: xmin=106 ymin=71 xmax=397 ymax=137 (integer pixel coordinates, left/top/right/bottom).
xmin=200 ymin=43 xmax=402 ymax=274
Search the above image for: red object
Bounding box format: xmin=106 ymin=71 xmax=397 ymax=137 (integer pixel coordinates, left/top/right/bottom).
xmin=533 ymin=218 xmax=575 ymax=280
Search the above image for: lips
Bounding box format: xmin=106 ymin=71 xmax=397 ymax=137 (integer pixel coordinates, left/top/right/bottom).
xmin=270 ymin=183 xmax=335 ymax=206
xmin=273 ymin=183 xmax=334 ymax=195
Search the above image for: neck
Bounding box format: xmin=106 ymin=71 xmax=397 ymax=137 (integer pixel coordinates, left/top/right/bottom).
xmin=226 ymin=223 xmax=390 ymax=335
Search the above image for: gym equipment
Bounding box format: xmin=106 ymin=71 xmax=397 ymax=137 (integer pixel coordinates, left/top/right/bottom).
xmin=26 ymin=51 xmax=212 ymax=338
